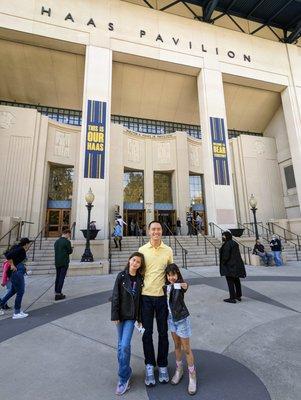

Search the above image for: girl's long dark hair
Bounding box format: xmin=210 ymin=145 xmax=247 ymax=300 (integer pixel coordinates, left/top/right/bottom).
xmin=125 ymin=251 xmax=146 ymax=275
xmin=165 ymin=263 xmax=184 ymax=284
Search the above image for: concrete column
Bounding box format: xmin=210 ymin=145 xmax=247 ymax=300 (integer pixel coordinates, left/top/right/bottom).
xmin=197 ymin=68 xmax=236 ymax=230
xmin=281 ymin=86 xmax=301 ymax=214
xmin=75 ymin=46 xmax=112 ymax=240
xmin=174 ymin=132 xmax=190 ymax=235
xmin=144 ymin=139 xmax=154 ymax=227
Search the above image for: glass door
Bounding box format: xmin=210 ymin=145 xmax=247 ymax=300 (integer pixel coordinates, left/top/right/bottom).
xmin=46 ymin=209 xmax=71 ymax=237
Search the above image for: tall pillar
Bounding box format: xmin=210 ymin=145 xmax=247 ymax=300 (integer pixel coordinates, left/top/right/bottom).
xmin=281 ymin=86 xmax=301 ymax=213
xmin=75 ymin=46 xmax=112 ymax=239
xmin=144 ymin=139 xmax=154 ymax=228
xmin=197 ymin=68 xmax=237 ymax=230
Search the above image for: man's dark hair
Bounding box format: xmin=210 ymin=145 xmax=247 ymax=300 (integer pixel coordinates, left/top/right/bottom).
xmin=62 ymin=229 xmax=71 ymax=235
xmin=148 ymin=220 xmax=163 ymax=229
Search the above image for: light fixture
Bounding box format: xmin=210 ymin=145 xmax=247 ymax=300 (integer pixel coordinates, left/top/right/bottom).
xmin=249 ymin=194 xmax=257 ymax=209
xmin=85 ymin=188 xmax=95 ymax=205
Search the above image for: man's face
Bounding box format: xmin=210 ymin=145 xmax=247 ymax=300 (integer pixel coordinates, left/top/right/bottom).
xmin=149 ymin=222 xmax=162 ymax=241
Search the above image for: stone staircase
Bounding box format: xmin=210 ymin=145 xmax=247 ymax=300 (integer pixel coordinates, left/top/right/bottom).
xmin=26 ymin=238 xmax=56 ymax=275
xmin=110 ymin=235 xmax=221 ymax=272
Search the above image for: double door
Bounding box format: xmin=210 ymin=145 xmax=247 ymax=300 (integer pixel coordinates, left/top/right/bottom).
xmin=154 ymin=210 xmax=176 ymax=235
xmin=46 ymin=209 xmax=71 ymax=237
xmin=124 ymin=210 xmax=146 ymax=236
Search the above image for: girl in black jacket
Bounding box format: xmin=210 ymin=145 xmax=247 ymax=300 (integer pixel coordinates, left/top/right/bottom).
xmin=111 ymin=252 xmax=145 ymax=396
xmin=164 ymin=264 xmax=197 ymax=395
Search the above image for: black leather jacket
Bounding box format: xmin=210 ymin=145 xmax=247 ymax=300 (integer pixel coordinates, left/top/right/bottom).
xmin=163 ymin=283 xmax=189 ymax=322
xmin=111 ymin=269 xmax=144 ymax=322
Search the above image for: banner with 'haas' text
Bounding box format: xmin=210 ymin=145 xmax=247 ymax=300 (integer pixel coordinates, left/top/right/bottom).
xmin=84 ymin=100 xmax=106 ymax=179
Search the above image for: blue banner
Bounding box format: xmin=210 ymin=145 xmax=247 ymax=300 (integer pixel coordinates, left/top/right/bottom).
xmin=84 ymin=100 xmax=106 ymax=179
xmin=210 ymin=117 xmax=230 ymax=185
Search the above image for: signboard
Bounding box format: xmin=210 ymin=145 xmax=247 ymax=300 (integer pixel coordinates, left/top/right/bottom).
xmin=84 ymin=100 xmax=106 ymax=179
xmin=210 ymin=117 xmax=230 ymax=186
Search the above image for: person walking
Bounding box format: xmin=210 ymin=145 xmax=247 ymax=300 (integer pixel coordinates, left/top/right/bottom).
xmin=54 ymin=229 xmax=73 ymax=301
xmin=111 ymin=252 xmax=145 ymax=396
xmin=270 ymin=235 xmax=283 ymax=266
xmin=113 ymin=221 xmax=123 ymax=251
xmin=0 ymin=237 xmax=31 ymax=319
xmin=139 ymin=221 xmax=173 ymax=387
xmin=253 ymin=239 xmax=273 ymax=266
xmin=196 ymin=213 xmax=203 ymax=233
xmin=164 ymin=263 xmax=197 ymax=395
xmin=219 ymin=231 xmax=246 ymax=304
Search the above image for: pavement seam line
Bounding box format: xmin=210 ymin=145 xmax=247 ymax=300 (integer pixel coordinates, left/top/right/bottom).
xmin=49 ymin=321 xmax=144 ymax=360
xmin=221 ymin=313 xmax=301 ymax=355
xmin=24 ymin=281 xmax=55 ymax=312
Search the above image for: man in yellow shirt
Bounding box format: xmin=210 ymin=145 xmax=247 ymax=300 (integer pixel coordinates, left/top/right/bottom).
xmin=139 ymin=221 xmax=173 ymax=386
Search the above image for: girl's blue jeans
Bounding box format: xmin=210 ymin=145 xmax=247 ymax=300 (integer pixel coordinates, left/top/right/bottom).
xmin=0 ymin=263 xmax=26 ymax=313
xmin=116 ymin=320 xmax=135 ymax=385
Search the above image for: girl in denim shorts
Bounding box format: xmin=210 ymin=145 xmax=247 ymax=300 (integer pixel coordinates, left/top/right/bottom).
xmin=164 ymin=263 xmax=197 ymax=395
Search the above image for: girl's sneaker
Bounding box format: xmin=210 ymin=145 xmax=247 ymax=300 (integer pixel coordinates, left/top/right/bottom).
xmin=0 ymin=309 xmax=4 ymax=316
xmin=115 ymin=378 xmax=130 ymax=395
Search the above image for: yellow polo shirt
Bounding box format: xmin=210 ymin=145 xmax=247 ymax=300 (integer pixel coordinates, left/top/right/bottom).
xmin=139 ymin=241 xmax=173 ymax=296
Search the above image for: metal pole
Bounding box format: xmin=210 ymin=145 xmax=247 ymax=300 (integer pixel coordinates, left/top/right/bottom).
xmin=251 ymin=207 xmax=259 ymax=240
xmin=81 ymin=203 xmax=94 ymax=262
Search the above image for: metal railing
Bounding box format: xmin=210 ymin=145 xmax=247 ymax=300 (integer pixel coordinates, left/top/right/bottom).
xmin=268 ymin=221 xmax=301 ymax=251
xmin=30 ymin=224 xmax=48 ymax=261
xmin=71 ymin=222 xmax=76 ymax=240
xmin=209 ymin=222 xmax=251 ymax=264
xmin=108 ymin=221 xmax=112 ymax=274
xmin=0 ymin=220 xmax=33 ymax=252
xmin=189 ymin=221 xmax=219 ymax=265
xmin=135 ymin=222 xmax=145 ymax=247
xmin=163 ymin=223 xmax=188 ymax=269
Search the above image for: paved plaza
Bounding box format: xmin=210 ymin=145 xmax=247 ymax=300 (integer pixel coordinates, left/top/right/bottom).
xmin=1 ymin=263 xmax=301 ymax=400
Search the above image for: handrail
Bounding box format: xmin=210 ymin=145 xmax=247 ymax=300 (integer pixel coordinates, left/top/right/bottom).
xmin=241 ymin=222 xmax=270 ymax=245
xmin=30 ymin=224 xmax=48 ymax=261
xmin=189 ymin=221 xmax=220 ymax=265
xmin=71 ymin=221 xmax=76 ymax=240
xmin=163 ymin=223 xmax=188 ymax=269
xmin=209 ymin=222 xmax=251 ymax=265
xmin=268 ymin=221 xmax=301 ymax=250
xmin=135 ymin=221 xmax=145 ymax=247
xmin=0 ymin=220 xmax=34 ymax=252
xmin=108 ymin=221 xmax=112 ymax=274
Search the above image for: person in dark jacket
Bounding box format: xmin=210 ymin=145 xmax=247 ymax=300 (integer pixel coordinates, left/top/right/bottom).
xmin=164 ymin=264 xmax=197 ymax=395
xmin=111 ymin=251 xmax=145 ymax=396
xmin=269 ymin=235 xmax=283 ymax=266
xmin=54 ymin=229 xmax=73 ymax=301
xmin=0 ymin=238 xmax=31 ymax=319
xmin=219 ymin=231 xmax=246 ymax=304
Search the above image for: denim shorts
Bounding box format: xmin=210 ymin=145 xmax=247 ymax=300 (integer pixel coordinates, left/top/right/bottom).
xmin=168 ymin=314 xmax=191 ymax=338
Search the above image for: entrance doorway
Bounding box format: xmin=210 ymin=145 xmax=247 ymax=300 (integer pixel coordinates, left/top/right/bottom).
xmin=46 ymin=209 xmax=71 ymax=237
xmin=154 ymin=210 xmax=176 ymax=235
xmin=124 ymin=210 xmax=146 ymax=236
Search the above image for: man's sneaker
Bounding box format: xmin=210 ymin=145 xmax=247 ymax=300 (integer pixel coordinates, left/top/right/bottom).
xmin=12 ymin=312 xmax=28 ymax=319
xmin=158 ymin=367 xmax=169 ymax=383
xmin=145 ymin=364 xmax=156 ymax=387
xmin=171 ymin=365 xmax=183 ymax=385
xmin=115 ymin=378 xmax=131 ymax=395
xmin=3 ymin=304 xmax=11 ymax=310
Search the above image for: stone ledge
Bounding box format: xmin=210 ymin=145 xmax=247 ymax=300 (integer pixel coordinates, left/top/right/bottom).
xmin=68 ymin=260 xmax=109 ymax=276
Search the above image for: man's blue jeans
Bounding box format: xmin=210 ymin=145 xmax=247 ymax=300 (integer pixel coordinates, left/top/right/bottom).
xmin=116 ymin=320 xmax=135 ymax=385
xmin=0 ymin=263 xmax=26 ymax=313
xmin=273 ymin=251 xmax=283 ymax=266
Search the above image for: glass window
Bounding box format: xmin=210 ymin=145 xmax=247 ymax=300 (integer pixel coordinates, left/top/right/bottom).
xmin=48 ymin=166 xmax=74 ymax=201
xmin=284 ymin=165 xmax=296 ymax=190
xmin=154 ymin=172 xmax=172 ymax=203
xmin=123 ymin=171 xmax=144 ymax=203
xmin=189 ymin=175 xmax=204 ymax=204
